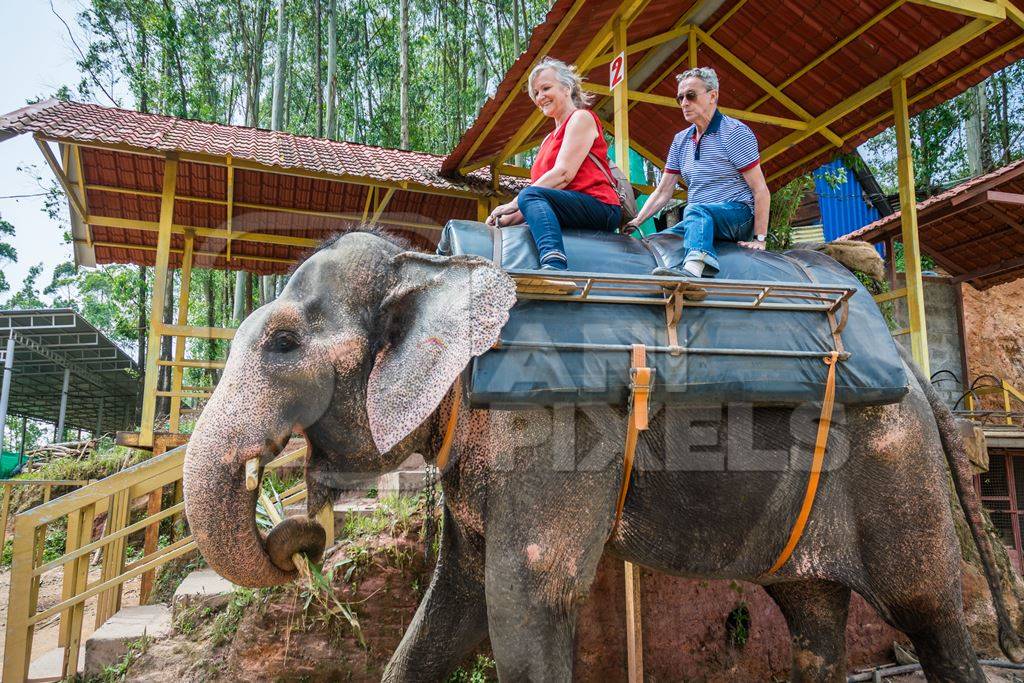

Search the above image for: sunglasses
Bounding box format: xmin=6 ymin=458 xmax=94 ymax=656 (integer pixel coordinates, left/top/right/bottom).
xmin=676 ymin=89 xmax=705 ymax=104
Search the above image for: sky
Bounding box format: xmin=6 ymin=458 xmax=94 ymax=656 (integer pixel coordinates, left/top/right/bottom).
xmin=0 ymin=0 xmax=105 ymax=299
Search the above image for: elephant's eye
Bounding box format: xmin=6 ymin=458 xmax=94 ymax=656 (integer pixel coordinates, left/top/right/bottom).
xmin=267 ymin=330 xmax=300 ymax=354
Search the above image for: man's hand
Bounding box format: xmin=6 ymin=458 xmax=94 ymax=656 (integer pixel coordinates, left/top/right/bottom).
xmin=738 ymin=239 xmax=766 ymax=251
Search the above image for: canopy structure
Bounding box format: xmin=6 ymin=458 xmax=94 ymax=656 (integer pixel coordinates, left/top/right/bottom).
xmin=0 ymin=309 xmax=140 ymax=443
xmin=0 ymin=99 xmax=526 ymax=274
xmin=841 ymin=158 xmax=1024 ymax=289
xmin=442 ymin=0 xmax=1024 ymax=191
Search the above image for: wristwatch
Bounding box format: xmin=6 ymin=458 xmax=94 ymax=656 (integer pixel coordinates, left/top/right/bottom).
xmin=756 ymin=233 xmax=766 ymax=242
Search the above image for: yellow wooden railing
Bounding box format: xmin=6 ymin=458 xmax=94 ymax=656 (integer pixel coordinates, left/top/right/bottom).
xmin=2 ymin=442 xmax=331 ymax=683
xmin=958 ymin=376 xmax=1024 ymax=428
xmin=0 ymin=479 xmax=93 ymax=552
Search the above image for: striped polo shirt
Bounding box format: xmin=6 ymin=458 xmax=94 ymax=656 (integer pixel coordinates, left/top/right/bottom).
xmin=665 ymin=109 xmax=760 ymax=209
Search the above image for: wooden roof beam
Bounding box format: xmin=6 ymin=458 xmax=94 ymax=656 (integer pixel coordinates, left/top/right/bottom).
xmin=952 ymin=254 xmax=1024 ymax=285
xmin=908 ymin=0 xmax=1005 ymax=21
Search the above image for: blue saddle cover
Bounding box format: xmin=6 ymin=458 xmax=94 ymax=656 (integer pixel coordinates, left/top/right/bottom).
xmin=437 ymin=220 xmax=909 ymax=407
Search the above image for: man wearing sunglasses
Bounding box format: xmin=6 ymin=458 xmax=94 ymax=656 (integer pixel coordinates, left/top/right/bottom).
xmin=625 ymin=67 xmax=771 ymax=278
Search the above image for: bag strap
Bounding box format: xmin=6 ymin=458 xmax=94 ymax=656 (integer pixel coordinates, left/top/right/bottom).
xmin=435 ymin=379 xmax=462 ymax=471
xmin=587 ymin=151 xmax=617 ymax=187
xmin=611 ymin=344 xmax=653 ymax=536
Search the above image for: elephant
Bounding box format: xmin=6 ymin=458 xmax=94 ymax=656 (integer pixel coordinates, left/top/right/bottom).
xmin=183 ymin=226 xmax=1023 ymax=682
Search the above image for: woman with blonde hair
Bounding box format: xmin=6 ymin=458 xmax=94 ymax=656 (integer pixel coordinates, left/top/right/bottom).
xmin=485 ymin=57 xmax=621 ymax=271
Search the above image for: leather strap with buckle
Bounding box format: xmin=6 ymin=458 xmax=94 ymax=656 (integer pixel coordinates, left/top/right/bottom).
xmin=612 ymin=344 xmax=653 ymax=536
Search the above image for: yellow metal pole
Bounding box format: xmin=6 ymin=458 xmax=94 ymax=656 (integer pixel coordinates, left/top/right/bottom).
xmin=139 ymin=155 xmax=179 ymax=448
xmin=1003 ymin=381 xmax=1014 ymax=426
xmin=892 ymin=78 xmax=930 ymax=375
xmin=476 ymin=199 xmax=489 ymax=222
xmin=169 ymin=231 xmax=195 ymax=433
xmin=688 ymin=26 xmax=697 ymax=68
xmin=613 ymin=13 xmax=630 ymax=177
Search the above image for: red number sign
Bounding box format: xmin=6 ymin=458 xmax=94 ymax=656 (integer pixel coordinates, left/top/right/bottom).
xmin=610 ymin=52 xmax=625 ymax=90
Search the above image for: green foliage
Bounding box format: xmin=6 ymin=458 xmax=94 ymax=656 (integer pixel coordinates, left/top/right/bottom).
xmin=446 ymin=655 xmax=497 ymax=683
xmin=210 ymin=587 xmax=258 ymax=646
xmin=0 ymin=218 xmax=16 ymax=295
xmin=766 ymin=174 xmax=814 ymax=252
xmin=725 ymin=601 xmax=751 ymax=649
xmin=91 ymin=635 xmax=153 ymax=682
xmin=341 ymin=494 xmax=418 ymax=539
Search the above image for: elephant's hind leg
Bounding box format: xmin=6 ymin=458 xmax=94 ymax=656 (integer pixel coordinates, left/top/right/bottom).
xmin=382 ymin=507 xmax=488 ymax=682
xmin=765 ymin=580 xmax=851 ymax=683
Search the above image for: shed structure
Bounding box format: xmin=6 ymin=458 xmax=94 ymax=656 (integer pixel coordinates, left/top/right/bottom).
xmin=0 ymin=309 xmax=139 ymax=448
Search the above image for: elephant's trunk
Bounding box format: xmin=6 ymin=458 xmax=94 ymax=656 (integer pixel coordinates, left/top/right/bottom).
xmin=183 ymin=432 xmax=320 ymax=588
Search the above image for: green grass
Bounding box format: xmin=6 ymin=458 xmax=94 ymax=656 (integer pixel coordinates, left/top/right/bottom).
xmin=446 ymin=655 xmax=497 ymax=683
xmin=341 ymin=494 xmax=419 ymax=540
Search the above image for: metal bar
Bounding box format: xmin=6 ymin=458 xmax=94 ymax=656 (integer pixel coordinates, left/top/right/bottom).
xmin=761 ymin=17 xmax=997 ymax=165
xmin=74 ymin=144 xmax=92 ymax=249
xmin=139 ymin=155 xmax=178 ymax=447
xmin=873 ymin=287 xmax=908 ymax=303
xmin=0 ymin=335 xmax=14 ymax=450
xmin=156 ymin=358 xmax=226 ymax=369
xmin=613 ymin=12 xmax=631 ymax=180
xmin=34 ymin=137 xmax=87 ymax=222
xmin=496 ymin=339 xmax=850 ymax=359
xmin=370 ymin=187 xmax=397 ymax=224
xmin=907 ymin=0 xmax=1005 ymax=20
xmin=589 ymin=26 xmax=691 ymax=67
xmin=95 ymin=397 xmax=104 ymax=436
xmin=694 ymin=27 xmax=844 ymax=147
xmin=55 ymin=368 xmax=70 ymax=442
xmin=892 ymin=78 xmax=929 ymax=374
xmin=169 ymin=231 xmax=195 ymax=433
xmin=157 ymin=323 xmax=235 ymax=341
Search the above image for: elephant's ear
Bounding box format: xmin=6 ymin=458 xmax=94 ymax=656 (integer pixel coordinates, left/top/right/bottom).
xmin=366 ymin=252 xmax=517 ymax=454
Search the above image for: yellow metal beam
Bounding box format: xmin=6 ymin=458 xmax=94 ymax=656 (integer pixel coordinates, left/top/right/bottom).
xmin=688 ymin=25 xmax=698 ymax=68
xmin=892 ymin=77 xmax=929 ymax=374
xmin=907 ymin=0 xmax=1005 ymax=21
xmin=169 ymin=231 xmax=195 ymax=433
xmin=761 ymin=17 xmax=997 ymax=164
xmin=90 ymin=241 xmax=296 ymax=268
xmin=370 ymin=187 xmax=397 ymax=223
xmin=747 ymin=0 xmax=906 ymax=113
xmin=583 ymin=83 xmax=809 ymax=129
xmin=995 ymin=0 xmax=1024 ymax=28
xmin=497 ymin=164 xmax=532 ymax=179
xmin=35 ymin=137 xmax=87 ymax=222
xmin=73 ymin=145 xmax=92 ymax=248
xmin=589 ymin=26 xmax=691 ymax=68
xmin=457 ymin=0 xmax=592 ymax=168
xmin=694 ymin=28 xmax=845 ymax=148
xmin=361 ymin=186 xmax=375 ymax=222
xmin=613 ymin=12 xmax=631 ymax=178
xmin=225 ymin=156 xmax=234 ymax=261
xmin=139 ymin=154 xmax=178 ymax=447
xmin=470 ymin=0 xmax=652 ymax=175
xmin=707 ymin=0 xmax=748 ymax=35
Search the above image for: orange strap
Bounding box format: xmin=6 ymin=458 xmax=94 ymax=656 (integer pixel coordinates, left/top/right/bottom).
xmin=766 ymin=351 xmax=840 ymax=574
xmin=612 ymin=345 xmax=653 ymax=535
xmin=435 ymin=379 xmax=462 ymax=470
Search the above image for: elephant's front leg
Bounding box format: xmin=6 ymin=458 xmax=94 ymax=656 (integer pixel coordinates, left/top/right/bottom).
xmin=382 ymin=507 xmax=488 ymax=682
xmin=483 ymin=471 xmax=618 ymax=681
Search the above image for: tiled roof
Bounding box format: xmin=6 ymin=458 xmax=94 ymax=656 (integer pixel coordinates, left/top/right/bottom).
xmin=442 ymin=0 xmax=1024 ymax=190
xmin=0 ymin=99 xmax=522 ymax=195
xmin=838 ymin=159 xmax=1024 ymax=289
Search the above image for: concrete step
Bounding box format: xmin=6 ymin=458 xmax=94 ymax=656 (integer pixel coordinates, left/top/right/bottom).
xmin=172 ymin=568 xmax=236 ymax=618
xmin=27 ymin=646 xmax=84 ymax=682
xmin=377 ymin=469 xmax=427 ymax=494
xmin=84 ymin=605 xmax=173 ymax=678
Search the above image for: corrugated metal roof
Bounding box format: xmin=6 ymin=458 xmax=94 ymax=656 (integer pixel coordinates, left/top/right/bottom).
xmin=442 ymin=0 xmax=1024 ymax=190
xmin=813 ymin=160 xmax=881 ymax=241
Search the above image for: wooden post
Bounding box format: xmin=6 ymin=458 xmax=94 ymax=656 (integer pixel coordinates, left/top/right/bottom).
xmin=624 ymin=561 xmax=644 ymax=682
xmin=169 ymin=231 xmax=195 ymax=433
xmin=477 ymin=199 xmax=489 ymax=223
xmin=892 ymin=78 xmax=930 ymax=375
xmin=140 ymin=155 xmax=179 ymax=447
xmin=3 ymin=515 xmax=39 ymax=682
xmin=95 ymin=489 xmax=130 ymax=626
xmin=0 ymin=483 xmax=10 ymax=552
xmin=138 ymin=486 xmax=165 ymax=604
xmin=63 ymin=503 xmax=96 ymax=678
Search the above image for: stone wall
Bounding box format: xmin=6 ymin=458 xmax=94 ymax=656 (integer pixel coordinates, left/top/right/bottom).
xmin=891 ymin=274 xmax=967 ymax=407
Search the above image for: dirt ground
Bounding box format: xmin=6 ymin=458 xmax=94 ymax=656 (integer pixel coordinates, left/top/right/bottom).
xmin=0 ymin=562 xmax=141 ymax=670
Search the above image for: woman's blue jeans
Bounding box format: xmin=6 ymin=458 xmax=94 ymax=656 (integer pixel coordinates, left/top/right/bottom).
xmin=517 ymin=186 xmax=621 ymax=269
xmin=663 ymin=202 xmax=754 ymax=274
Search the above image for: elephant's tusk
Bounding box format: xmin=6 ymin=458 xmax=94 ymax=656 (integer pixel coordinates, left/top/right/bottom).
xmin=245 ymin=458 xmax=260 ymax=491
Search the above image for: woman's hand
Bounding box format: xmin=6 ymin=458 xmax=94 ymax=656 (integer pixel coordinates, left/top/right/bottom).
xmin=486 ymin=202 xmax=520 ymax=227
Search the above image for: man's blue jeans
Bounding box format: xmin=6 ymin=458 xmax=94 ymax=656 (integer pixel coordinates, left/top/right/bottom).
xmin=518 ymin=185 xmax=621 ymax=269
xmin=663 ymin=202 xmax=754 ymax=274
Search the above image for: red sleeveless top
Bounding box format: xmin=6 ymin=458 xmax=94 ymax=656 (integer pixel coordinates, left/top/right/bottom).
xmin=530 ymin=109 xmax=620 ymax=206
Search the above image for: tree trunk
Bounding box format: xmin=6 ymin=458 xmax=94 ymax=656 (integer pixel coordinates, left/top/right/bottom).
xmin=966 ymin=83 xmax=987 ymax=177
xmin=999 ymin=74 xmax=1011 ymax=165
xmin=474 ymin=0 xmax=486 ymax=104
xmin=271 ymin=0 xmax=288 ymax=131
xmin=400 ymin=0 xmax=410 ymax=149
xmin=206 ymin=270 xmax=218 ymax=385
xmin=232 ymin=271 xmax=247 ymax=323
xmin=326 ymin=0 xmax=338 ymax=140
xmin=315 ymin=0 xmax=324 ymax=137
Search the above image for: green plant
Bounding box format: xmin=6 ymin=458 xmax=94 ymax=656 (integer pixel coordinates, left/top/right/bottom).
xmin=366 ymin=486 xmax=378 ymax=499
xmin=94 ymin=634 xmax=152 ymax=682
xmin=446 ymin=654 xmax=497 ymax=682
xmin=726 ymin=602 xmax=751 ymax=648
xmin=767 ymin=174 xmax=814 ymax=252
xmin=296 ymin=560 xmax=365 ymax=646
xmin=210 ymin=587 xmax=257 ymax=646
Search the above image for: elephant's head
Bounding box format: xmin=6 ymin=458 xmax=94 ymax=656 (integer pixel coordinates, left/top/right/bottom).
xmin=183 ymin=230 xmax=516 ymax=587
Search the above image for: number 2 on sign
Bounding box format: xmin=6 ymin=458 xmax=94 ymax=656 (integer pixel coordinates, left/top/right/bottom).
xmin=610 ymin=52 xmax=625 ymax=90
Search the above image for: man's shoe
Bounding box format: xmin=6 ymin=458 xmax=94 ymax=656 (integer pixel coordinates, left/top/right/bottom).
xmin=650 ymin=266 xmax=707 ymax=301
xmin=651 ymin=266 xmax=685 ymax=277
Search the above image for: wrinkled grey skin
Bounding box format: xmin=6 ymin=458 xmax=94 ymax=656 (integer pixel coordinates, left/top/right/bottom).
xmin=184 ymin=230 xmax=1022 ymax=682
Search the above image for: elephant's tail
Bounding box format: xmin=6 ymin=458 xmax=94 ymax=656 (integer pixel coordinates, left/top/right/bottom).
xmin=899 ymin=345 xmax=1024 ymax=662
